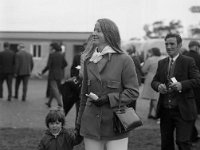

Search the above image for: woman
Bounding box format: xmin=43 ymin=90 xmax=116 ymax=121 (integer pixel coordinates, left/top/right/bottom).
xmin=76 ymin=18 xmax=139 ymax=150
xmin=141 ymin=48 xmax=163 ymax=120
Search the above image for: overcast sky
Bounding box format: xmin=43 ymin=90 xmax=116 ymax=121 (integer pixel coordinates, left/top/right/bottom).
xmin=0 ymin=0 xmax=199 ymax=40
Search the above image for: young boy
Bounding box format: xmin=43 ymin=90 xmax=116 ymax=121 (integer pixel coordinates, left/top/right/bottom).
xmin=38 ymin=107 xmax=82 ymax=150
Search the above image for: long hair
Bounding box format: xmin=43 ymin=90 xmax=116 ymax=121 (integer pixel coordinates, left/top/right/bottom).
xmin=82 ymin=34 xmax=96 ymax=60
xmin=79 ymin=34 xmax=96 ymax=78
xmin=97 ymin=18 xmax=123 ymax=53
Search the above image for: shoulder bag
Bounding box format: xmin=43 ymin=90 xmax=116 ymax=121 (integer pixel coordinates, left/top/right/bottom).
xmin=113 ymin=96 xmax=143 ymax=133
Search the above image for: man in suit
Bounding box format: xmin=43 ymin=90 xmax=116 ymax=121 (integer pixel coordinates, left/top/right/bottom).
xmin=14 ymin=43 xmax=34 ymax=101
xmin=151 ymin=33 xmax=200 ymax=150
xmin=0 ymin=42 xmax=15 ymax=101
xmin=0 ymin=51 xmax=3 ymax=98
xmin=185 ymin=40 xmax=200 ymax=143
xmin=44 ymin=42 xmax=67 ymax=107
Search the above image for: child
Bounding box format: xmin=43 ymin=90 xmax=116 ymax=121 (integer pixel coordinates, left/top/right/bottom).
xmin=38 ymin=107 xmax=82 ymax=150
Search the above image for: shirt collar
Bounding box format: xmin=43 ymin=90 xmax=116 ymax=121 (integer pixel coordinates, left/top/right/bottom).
xmin=170 ymin=53 xmax=179 ymax=62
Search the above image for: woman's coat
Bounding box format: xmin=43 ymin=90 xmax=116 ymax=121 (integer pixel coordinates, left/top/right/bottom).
xmin=77 ymin=52 xmax=139 ymax=140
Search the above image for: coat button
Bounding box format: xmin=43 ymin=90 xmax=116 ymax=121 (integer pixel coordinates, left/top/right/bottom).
xmin=96 ymin=114 xmax=100 ymax=118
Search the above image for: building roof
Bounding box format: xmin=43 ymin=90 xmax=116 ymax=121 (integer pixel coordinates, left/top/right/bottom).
xmin=0 ymin=31 xmax=92 ymax=41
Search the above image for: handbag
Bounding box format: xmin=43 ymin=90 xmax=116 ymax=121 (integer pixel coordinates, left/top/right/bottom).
xmin=113 ymin=95 xmax=143 ymax=133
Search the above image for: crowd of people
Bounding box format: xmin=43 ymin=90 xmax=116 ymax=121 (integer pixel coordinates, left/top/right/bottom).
xmin=0 ymin=43 xmax=33 ymax=102
xmin=1 ymin=18 xmax=200 ymax=150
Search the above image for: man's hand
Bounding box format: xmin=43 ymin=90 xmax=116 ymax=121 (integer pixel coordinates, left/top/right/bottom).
xmin=158 ymin=84 xmax=168 ymax=94
xmin=169 ymin=82 xmax=182 ymax=93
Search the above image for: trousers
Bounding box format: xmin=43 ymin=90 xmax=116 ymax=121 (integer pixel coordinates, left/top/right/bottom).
xmin=84 ymin=137 xmax=128 ymax=150
xmin=160 ymin=108 xmax=194 ymax=150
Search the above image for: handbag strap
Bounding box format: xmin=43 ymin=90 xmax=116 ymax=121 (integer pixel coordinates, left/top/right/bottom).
xmin=118 ymin=93 xmax=122 ymax=110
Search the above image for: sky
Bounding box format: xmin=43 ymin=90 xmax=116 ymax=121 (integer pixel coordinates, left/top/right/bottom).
xmin=0 ymin=0 xmax=200 ymax=40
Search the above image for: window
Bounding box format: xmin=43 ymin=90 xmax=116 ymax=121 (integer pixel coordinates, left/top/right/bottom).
xmin=31 ymin=44 xmax=41 ymax=58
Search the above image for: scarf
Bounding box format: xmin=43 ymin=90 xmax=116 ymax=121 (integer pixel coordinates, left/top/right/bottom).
xmin=89 ymin=46 xmax=116 ymax=63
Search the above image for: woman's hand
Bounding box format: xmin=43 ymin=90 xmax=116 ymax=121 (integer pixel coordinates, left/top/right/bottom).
xmin=91 ymin=95 xmax=109 ymax=107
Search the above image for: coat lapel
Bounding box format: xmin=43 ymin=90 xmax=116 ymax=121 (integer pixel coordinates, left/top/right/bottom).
xmin=98 ymin=56 xmax=109 ymax=73
xmin=174 ymin=55 xmax=182 ymax=77
xmin=87 ymin=61 xmax=101 ymax=81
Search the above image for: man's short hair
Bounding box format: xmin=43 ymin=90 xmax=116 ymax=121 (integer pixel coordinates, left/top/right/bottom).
xmin=3 ymin=42 xmax=9 ymax=48
xmin=188 ymin=40 xmax=200 ymax=48
xmin=164 ymin=33 xmax=182 ymax=45
xmin=17 ymin=43 xmax=25 ymax=50
xmin=50 ymin=42 xmax=61 ymax=52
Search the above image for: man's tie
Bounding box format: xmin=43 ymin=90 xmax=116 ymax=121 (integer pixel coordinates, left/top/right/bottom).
xmin=168 ymin=58 xmax=174 ymax=79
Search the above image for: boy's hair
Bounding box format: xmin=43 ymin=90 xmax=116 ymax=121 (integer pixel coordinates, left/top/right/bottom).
xmin=45 ymin=107 xmax=65 ymax=128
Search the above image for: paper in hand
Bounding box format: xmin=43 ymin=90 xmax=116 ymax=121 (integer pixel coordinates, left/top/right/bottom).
xmin=171 ymin=77 xmax=177 ymax=83
xmin=85 ymin=92 xmax=99 ymax=100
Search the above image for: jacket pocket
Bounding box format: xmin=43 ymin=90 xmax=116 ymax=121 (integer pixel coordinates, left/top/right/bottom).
xmin=107 ymin=81 xmax=121 ymax=89
xmin=86 ymin=98 xmax=92 ymax=107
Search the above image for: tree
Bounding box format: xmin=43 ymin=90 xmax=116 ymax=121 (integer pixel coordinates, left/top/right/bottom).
xmin=188 ymin=23 xmax=200 ymax=38
xmin=144 ymin=20 xmax=183 ymax=39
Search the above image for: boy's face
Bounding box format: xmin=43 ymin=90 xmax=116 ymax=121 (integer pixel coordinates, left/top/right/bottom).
xmin=49 ymin=120 xmax=62 ymax=134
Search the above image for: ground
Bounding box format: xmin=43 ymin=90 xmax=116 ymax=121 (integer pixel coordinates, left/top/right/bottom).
xmin=0 ymin=79 xmax=199 ymax=150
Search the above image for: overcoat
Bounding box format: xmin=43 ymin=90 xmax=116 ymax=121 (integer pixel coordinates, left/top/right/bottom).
xmin=0 ymin=49 xmax=15 ymax=74
xmin=15 ymin=50 xmax=33 ymax=76
xmin=151 ymin=55 xmax=200 ymax=120
xmin=141 ymin=56 xmax=163 ymax=100
xmin=185 ymin=50 xmax=200 ymax=113
xmin=77 ymin=52 xmax=139 ymax=140
xmin=47 ymin=51 xmax=67 ymax=80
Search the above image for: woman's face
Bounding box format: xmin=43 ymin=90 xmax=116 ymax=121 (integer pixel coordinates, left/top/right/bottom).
xmin=92 ymin=22 xmax=106 ymax=46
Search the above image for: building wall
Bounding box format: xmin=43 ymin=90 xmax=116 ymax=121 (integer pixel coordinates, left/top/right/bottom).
xmin=0 ymin=35 xmax=88 ymax=79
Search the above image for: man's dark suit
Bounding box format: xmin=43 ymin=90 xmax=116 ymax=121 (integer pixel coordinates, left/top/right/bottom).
xmin=185 ymin=50 xmax=200 ymax=113
xmin=0 ymin=51 xmax=2 ymax=98
xmin=151 ymin=54 xmax=200 ymax=150
xmin=15 ymin=50 xmax=33 ymax=101
xmin=185 ymin=50 xmax=200 ymax=142
xmin=0 ymin=49 xmax=15 ymax=100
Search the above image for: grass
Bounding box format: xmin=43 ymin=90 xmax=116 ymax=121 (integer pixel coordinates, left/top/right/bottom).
xmin=0 ymin=127 xmax=199 ymax=150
